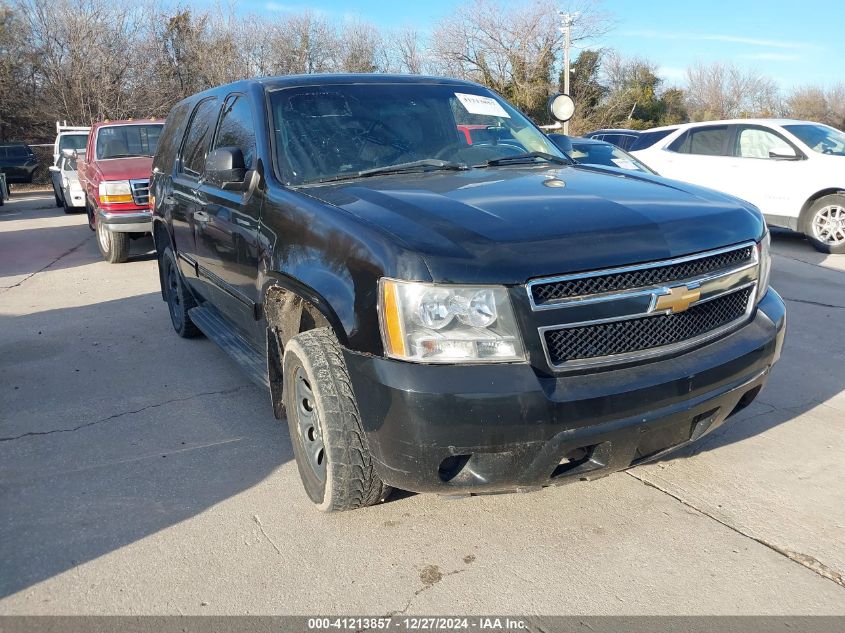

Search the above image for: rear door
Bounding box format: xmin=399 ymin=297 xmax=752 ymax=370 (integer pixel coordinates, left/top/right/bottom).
xmin=193 ymin=93 xmax=263 ymax=346
xmin=651 ymin=125 xmax=734 ymax=192
xmin=170 ymin=97 xmax=220 ymax=293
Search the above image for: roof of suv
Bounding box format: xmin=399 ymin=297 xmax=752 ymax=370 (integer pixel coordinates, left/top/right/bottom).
xmin=644 ymin=118 xmax=813 ymax=133
xmin=255 ymin=73 xmax=483 ymax=90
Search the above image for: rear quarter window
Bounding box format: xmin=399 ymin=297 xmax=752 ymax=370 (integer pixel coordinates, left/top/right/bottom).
xmin=152 ymin=101 xmax=194 ymax=174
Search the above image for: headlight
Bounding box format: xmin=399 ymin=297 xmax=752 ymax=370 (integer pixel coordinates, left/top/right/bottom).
xmin=98 ymin=180 xmax=133 ymax=204
xmin=379 ymin=279 xmax=526 ymax=363
xmin=756 ymin=231 xmax=771 ymax=303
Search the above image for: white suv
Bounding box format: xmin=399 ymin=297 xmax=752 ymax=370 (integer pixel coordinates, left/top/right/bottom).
xmin=631 ymin=119 xmax=845 ymax=253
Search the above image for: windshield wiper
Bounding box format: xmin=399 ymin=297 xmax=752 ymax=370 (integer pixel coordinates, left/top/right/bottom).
xmin=312 ymin=159 xmax=469 ymax=184
xmin=476 ymin=152 xmax=573 ymax=167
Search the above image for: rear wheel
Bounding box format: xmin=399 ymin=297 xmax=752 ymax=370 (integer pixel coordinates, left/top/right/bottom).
xmin=803 ymin=194 xmax=845 ymax=254
xmin=86 ymin=201 xmax=96 ymax=231
xmin=161 ymin=247 xmax=200 ymax=338
xmin=283 ymin=328 xmax=391 ymax=512
xmin=96 ymin=221 xmax=130 ymax=263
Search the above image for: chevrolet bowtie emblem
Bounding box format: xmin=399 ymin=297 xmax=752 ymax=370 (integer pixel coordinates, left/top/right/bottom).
xmin=654 ymin=285 xmax=701 ymax=314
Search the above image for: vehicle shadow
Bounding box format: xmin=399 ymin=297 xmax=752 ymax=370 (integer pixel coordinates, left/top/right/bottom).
xmin=0 ymin=294 xmax=294 ymax=599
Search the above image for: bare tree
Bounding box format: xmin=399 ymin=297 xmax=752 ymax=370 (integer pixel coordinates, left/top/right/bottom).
xmin=685 ymin=61 xmax=781 ymax=120
xmin=785 ymin=83 xmax=845 ymax=129
xmin=385 ymin=28 xmax=427 ymax=74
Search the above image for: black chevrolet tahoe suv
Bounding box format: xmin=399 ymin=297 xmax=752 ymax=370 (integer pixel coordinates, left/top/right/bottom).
xmin=150 ymin=75 xmax=786 ymax=512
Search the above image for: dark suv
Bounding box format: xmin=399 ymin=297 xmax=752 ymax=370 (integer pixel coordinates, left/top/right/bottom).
xmin=0 ymin=143 xmax=38 ymax=184
xmin=151 ymin=75 xmax=785 ymax=512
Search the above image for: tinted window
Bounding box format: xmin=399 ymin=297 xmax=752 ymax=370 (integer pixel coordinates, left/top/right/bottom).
xmin=96 ymin=125 xmax=162 ymax=159
xmin=669 ymin=126 xmax=728 ymax=156
xmin=7 ymin=145 xmax=28 ymax=158
xmin=152 ymin=101 xmax=193 ymax=174
xmin=213 ymin=95 xmax=256 ymax=169
xmin=181 ymin=98 xmax=220 ymax=175
xmin=630 ymin=129 xmax=674 ymax=151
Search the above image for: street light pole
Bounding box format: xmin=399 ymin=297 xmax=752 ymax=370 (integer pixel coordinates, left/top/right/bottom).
xmin=559 ymin=11 xmax=577 ymax=135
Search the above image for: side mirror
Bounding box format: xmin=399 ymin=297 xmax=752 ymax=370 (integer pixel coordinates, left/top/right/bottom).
xmin=769 ymin=147 xmax=799 ymax=160
xmin=548 ymin=93 xmax=576 ymax=122
xmin=206 ymin=147 xmax=247 ymax=190
xmin=61 ymin=148 xmax=77 ymax=159
xmin=546 ymin=133 xmax=573 ymax=153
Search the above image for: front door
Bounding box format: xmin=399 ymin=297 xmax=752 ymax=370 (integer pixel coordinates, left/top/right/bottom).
xmin=193 ymin=93 xmax=264 ymax=348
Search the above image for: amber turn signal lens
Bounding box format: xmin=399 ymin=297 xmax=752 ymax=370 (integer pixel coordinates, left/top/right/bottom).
xmin=100 ymin=194 xmax=134 ymax=204
xmin=380 ymin=280 xmax=407 ymax=357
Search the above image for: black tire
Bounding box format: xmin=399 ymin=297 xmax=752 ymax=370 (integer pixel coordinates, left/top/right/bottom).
xmin=161 ymin=247 xmax=201 ymax=338
xmin=62 ymin=196 xmax=73 ymax=214
xmin=86 ymin=201 xmax=96 ymax=231
xmin=96 ymin=220 xmax=130 ymax=263
xmin=802 ymin=194 xmax=845 ymax=254
xmin=283 ymin=328 xmax=391 ymax=512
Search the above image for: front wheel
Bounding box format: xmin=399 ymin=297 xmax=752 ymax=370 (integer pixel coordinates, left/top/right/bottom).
xmin=803 ymin=194 xmax=845 ymax=254
xmin=96 ymin=221 xmax=130 ymax=263
xmin=283 ymin=329 xmax=391 ymax=512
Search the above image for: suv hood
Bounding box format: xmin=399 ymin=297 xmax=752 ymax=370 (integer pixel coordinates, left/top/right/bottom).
xmin=304 ymin=165 xmax=765 ymax=284
xmin=95 ymin=156 xmax=153 ymax=181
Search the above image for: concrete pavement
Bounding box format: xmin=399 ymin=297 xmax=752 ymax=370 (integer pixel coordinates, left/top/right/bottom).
xmin=1 ymin=194 xmax=844 ymax=614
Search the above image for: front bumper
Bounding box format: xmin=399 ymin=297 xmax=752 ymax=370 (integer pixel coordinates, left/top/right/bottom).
xmin=97 ymin=209 xmax=152 ymax=233
xmin=344 ymin=290 xmax=786 ymax=494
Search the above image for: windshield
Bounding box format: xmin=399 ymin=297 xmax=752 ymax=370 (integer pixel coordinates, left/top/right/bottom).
xmin=570 ymin=142 xmax=655 ymax=174
xmin=95 ymin=124 xmax=163 ymax=160
xmin=58 ymin=133 xmax=88 ymax=153
xmin=783 ymin=124 xmax=845 ymax=156
xmin=269 ymin=83 xmax=563 ymax=185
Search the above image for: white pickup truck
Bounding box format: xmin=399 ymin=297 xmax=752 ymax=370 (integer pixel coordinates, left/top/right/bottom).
xmin=49 ymin=122 xmax=89 ymax=208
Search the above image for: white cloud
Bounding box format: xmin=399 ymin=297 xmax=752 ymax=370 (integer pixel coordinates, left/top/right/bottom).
xmin=745 ymin=52 xmax=800 ymax=62
xmin=657 ymin=65 xmax=686 ymax=83
xmin=621 ymin=30 xmax=816 ymax=51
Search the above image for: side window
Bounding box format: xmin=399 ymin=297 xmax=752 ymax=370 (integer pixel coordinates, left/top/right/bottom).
xmin=212 ymin=95 xmax=256 ymax=170
xmin=180 ymin=98 xmax=220 ymax=176
xmin=734 ymin=126 xmax=795 ymax=159
xmin=668 ymin=126 xmax=728 ymax=156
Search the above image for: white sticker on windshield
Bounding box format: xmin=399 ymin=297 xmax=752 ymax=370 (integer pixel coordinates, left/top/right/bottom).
xmin=455 ymin=93 xmax=510 ymax=118
xmin=611 ymin=158 xmax=638 ymax=171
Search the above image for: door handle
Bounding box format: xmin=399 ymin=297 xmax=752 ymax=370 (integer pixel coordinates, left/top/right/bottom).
xmin=194 ymin=210 xmax=209 ymax=222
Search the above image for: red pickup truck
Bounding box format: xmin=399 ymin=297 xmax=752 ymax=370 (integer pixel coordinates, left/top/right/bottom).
xmin=77 ymin=119 xmax=163 ymax=263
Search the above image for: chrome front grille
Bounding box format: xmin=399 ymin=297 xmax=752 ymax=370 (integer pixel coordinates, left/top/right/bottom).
xmin=527 ymin=242 xmax=759 ymax=369
xmin=529 ymin=245 xmax=755 ymax=308
xmin=543 ymin=286 xmax=753 ymax=365
xmin=130 ymin=179 xmax=150 ymax=206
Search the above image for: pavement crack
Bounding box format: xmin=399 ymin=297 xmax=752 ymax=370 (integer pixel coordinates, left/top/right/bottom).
xmin=0 ymin=385 xmax=252 ymax=442
xmin=252 ymin=515 xmax=284 ymax=557
xmin=781 ymin=296 xmax=845 ymax=309
xmin=0 ymin=233 xmax=90 ymax=293
xmin=628 ymin=471 xmax=845 ymax=589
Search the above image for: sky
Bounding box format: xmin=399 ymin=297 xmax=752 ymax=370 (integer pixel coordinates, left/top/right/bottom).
xmin=231 ymin=0 xmax=843 ymax=89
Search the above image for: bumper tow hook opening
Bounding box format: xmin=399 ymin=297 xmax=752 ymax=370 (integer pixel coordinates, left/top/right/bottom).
xmin=551 ymin=445 xmax=595 ymax=478
xmin=438 ymin=454 xmax=472 ymax=483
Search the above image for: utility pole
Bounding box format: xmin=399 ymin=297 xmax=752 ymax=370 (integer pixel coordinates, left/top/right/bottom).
xmin=559 ymin=11 xmax=578 ymax=134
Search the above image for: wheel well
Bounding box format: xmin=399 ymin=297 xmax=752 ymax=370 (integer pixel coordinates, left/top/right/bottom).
xmin=264 ymin=284 xmax=338 ymax=420
xmin=800 ymin=189 xmax=845 ymax=229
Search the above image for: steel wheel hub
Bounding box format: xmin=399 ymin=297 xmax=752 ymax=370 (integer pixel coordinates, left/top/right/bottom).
xmin=294 ymin=367 xmax=326 ymax=480
xmin=812 ymin=204 xmax=845 ymax=245
xmin=97 ymin=221 xmax=110 ymax=251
